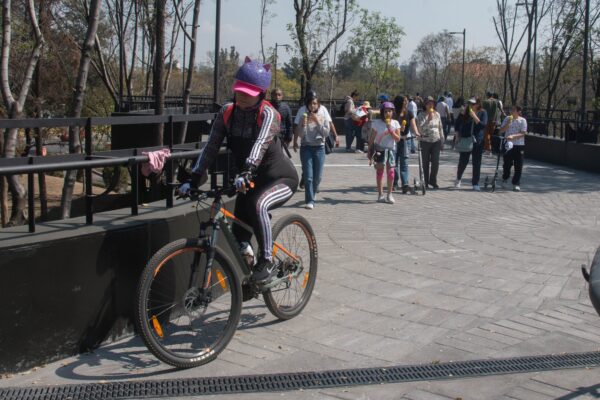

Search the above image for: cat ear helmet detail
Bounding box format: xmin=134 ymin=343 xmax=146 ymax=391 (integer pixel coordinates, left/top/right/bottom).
xmin=232 ymin=56 xmax=272 ymax=97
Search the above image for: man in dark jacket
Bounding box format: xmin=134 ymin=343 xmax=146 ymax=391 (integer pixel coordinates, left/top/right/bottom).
xmin=271 ymin=88 xmax=293 ymax=145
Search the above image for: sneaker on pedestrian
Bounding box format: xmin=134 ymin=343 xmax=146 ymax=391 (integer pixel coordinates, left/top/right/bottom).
xmin=355 ymin=149 xmax=364 ymax=154
xmin=304 ymin=203 xmax=314 ymax=210
xmin=345 ymin=148 xmax=353 ymax=153
xmin=401 ymin=185 xmax=410 ymax=194
xmin=513 ymin=185 xmax=521 ymax=192
xmin=473 ymin=184 xmax=481 ymax=191
xmin=377 ymin=193 xmax=386 ymax=202
xmin=251 ymin=257 xmax=278 ymax=284
xmin=430 ymin=183 xmax=439 ymax=189
xmin=386 ymin=193 xmax=395 ymax=204
xmin=501 ymin=179 xmax=508 ymax=189
xmin=454 ymin=179 xmax=461 ymax=188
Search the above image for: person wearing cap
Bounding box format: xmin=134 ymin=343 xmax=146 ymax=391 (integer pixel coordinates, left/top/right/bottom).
xmin=498 ymin=105 xmax=527 ymax=191
xmin=418 ymin=97 xmax=445 ymax=189
xmin=368 ymin=101 xmax=401 ymax=204
xmin=270 ymin=88 xmax=293 ymax=145
xmin=354 ymin=100 xmax=374 ymax=145
xmin=179 ymin=57 xmax=299 ymax=285
xmin=293 ymin=90 xmax=339 ymax=209
xmin=454 ymin=96 xmax=488 ymax=191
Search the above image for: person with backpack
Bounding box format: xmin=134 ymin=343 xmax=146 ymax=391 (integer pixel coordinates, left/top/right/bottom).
xmin=179 ymin=57 xmax=298 ymax=285
xmin=293 ymin=90 xmax=339 ymax=209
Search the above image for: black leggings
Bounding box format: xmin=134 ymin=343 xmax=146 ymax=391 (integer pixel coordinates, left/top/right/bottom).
xmin=232 ymin=177 xmax=296 ymax=261
xmin=502 ymin=145 xmax=524 ymax=185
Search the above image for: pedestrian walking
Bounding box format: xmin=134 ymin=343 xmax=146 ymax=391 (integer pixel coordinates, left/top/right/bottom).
xmin=392 ymin=95 xmax=420 ymax=194
xmin=293 ymin=90 xmax=339 ymax=209
xmin=499 ymin=105 xmax=527 ymax=192
xmin=343 ymin=90 xmax=361 ymax=152
xmin=368 ymin=101 xmax=401 ymax=204
xmin=454 ymin=97 xmax=488 ymax=191
xmin=436 ymin=95 xmax=451 ymax=140
xmin=482 ymin=91 xmax=499 ymax=155
xmin=418 ymin=97 xmax=445 ymax=189
xmin=270 ymin=88 xmax=293 ymax=145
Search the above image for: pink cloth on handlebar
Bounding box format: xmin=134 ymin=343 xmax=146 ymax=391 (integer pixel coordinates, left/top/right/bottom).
xmin=141 ymin=148 xmax=171 ymax=177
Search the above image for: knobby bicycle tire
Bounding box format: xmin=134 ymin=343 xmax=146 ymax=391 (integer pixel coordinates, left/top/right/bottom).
xmin=135 ymin=238 xmax=242 ymax=368
xmin=263 ymin=214 xmax=318 ymax=320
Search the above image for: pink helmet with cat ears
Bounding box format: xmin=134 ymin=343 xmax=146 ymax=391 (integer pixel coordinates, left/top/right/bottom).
xmin=232 ymin=57 xmax=272 ymax=97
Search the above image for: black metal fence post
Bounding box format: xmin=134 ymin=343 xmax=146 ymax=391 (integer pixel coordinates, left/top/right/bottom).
xmin=166 ymin=116 xmax=174 ymax=208
xmin=27 ymin=157 xmax=35 ymax=233
xmin=85 ymin=118 xmax=93 ymax=225
xmin=131 ymin=149 xmax=139 ymax=216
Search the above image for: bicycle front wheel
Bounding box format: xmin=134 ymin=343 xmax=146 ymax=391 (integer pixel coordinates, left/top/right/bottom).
xmin=135 ymin=238 xmax=242 ymax=368
xmin=263 ymin=214 xmax=318 ymax=320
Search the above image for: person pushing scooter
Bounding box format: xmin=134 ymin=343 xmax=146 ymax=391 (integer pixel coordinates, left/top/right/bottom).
xmin=498 ymin=105 xmax=527 ymax=192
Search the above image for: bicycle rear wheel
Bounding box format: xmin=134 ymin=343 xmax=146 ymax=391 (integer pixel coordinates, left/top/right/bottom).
xmin=263 ymin=214 xmax=318 ymax=320
xmin=135 ymin=238 xmax=242 ymax=368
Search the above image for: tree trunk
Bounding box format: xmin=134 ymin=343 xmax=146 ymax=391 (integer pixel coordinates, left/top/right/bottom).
xmin=1 ymin=0 xmax=44 ymax=226
xmin=177 ymin=0 xmax=201 ymax=145
xmin=153 ymin=0 xmax=166 ymax=146
xmin=60 ymin=0 xmax=102 ymax=219
xmin=0 ymin=129 xmax=6 ymax=227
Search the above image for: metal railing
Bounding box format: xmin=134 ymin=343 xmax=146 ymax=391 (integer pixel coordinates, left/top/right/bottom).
xmin=521 ymin=108 xmax=599 ymax=140
xmin=0 ymin=113 xmax=219 ymax=233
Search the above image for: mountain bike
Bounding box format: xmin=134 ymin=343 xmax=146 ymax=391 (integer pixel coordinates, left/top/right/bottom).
xmin=134 ymin=185 xmax=318 ymax=368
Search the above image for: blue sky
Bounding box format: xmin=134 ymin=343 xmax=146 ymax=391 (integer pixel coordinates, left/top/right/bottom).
xmin=190 ymin=0 xmax=502 ymax=65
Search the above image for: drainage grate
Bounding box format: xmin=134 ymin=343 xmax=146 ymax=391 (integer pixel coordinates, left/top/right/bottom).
xmin=3 ymin=351 xmax=600 ymax=400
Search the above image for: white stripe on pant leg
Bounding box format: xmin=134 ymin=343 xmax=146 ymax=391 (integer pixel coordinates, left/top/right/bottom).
xmin=259 ymin=186 xmax=293 ymax=259
xmin=259 ymin=188 xmax=292 ymax=260
xmin=256 ymin=185 xmax=293 ymax=260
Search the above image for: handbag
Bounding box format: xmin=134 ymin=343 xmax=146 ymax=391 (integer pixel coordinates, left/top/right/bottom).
xmin=455 ymin=136 xmax=474 ymax=152
xmin=325 ymin=134 xmax=335 ymax=154
xmin=455 ymin=116 xmax=475 ymax=152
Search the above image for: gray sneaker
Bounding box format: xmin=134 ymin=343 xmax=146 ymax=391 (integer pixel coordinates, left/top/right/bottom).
xmin=377 ymin=193 xmax=386 ymax=202
xmin=252 ymin=258 xmax=278 ymax=284
xmin=386 ymin=193 xmax=395 ymax=204
xmin=501 ymin=180 xmax=508 ymax=189
xmin=513 ymin=185 xmax=521 ymax=192
xmin=473 ymin=184 xmax=481 ymax=191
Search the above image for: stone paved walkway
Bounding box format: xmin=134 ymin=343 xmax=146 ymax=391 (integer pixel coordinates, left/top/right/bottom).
xmin=2 ymin=137 xmax=600 ymax=399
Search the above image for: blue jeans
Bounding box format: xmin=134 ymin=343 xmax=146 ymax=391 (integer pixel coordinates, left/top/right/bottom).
xmin=300 ymin=145 xmax=325 ymax=205
xmin=393 ymin=140 xmax=409 ymax=188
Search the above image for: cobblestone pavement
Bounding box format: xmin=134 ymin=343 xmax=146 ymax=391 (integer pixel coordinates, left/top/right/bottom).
xmin=2 ymin=138 xmax=600 ymax=399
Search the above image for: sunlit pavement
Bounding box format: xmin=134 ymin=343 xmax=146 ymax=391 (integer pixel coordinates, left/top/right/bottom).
xmin=3 ymin=136 xmax=600 ymax=399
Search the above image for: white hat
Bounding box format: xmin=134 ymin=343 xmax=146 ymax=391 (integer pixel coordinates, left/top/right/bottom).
xmin=505 ymin=141 xmax=514 ymax=151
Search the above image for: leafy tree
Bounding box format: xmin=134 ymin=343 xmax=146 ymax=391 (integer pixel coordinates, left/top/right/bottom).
xmin=411 ymin=31 xmax=459 ymax=97
xmin=351 ymin=9 xmax=405 ymax=99
xmin=289 ymin=0 xmax=355 ymax=98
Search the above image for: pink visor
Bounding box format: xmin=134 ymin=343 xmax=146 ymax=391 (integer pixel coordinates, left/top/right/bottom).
xmin=232 ymin=80 xmax=263 ymax=97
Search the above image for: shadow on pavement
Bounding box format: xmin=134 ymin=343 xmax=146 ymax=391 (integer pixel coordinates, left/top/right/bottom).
xmin=54 ymin=336 xmax=177 ymax=381
xmin=556 ymin=383 xmax=600 ymax=399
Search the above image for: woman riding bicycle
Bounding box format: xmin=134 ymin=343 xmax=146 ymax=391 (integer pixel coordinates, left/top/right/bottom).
xmin=179 ymin=57 xmax=299 ymax=285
